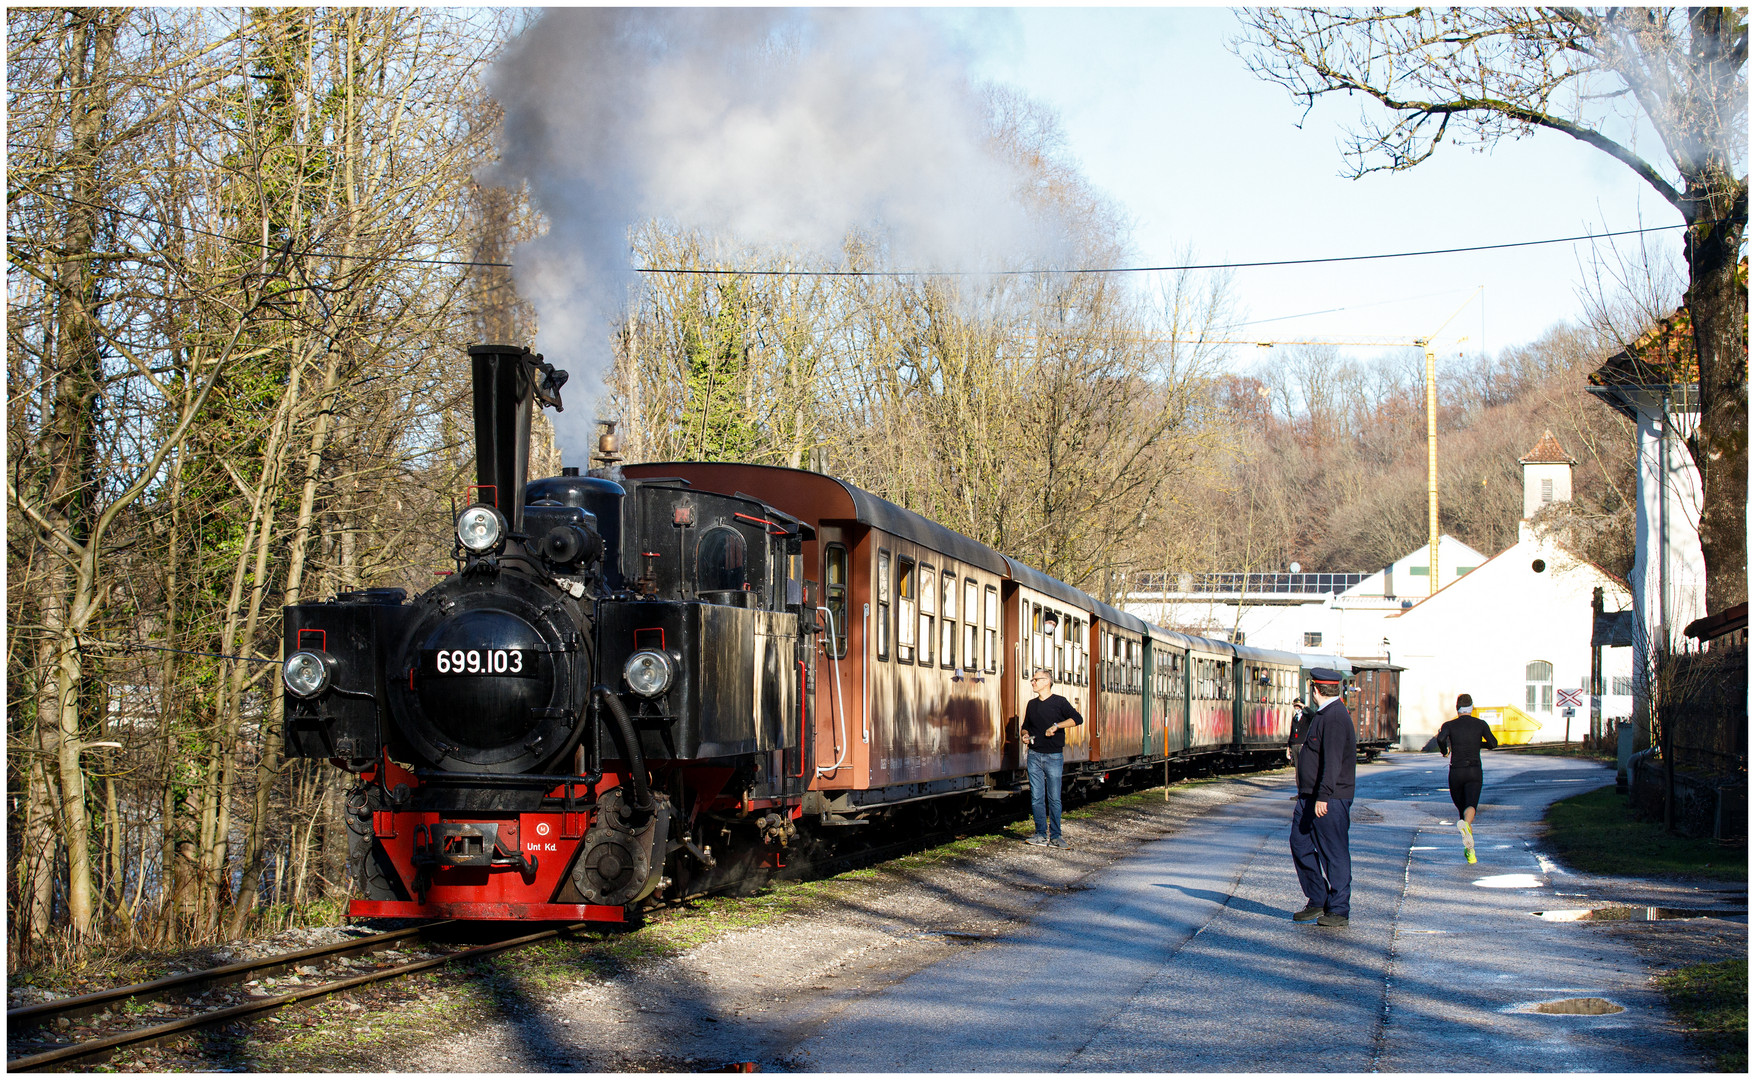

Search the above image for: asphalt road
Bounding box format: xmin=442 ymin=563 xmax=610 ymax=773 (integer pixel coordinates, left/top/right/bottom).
xmin=786 ymin=751 xmax=1735 ymax=1072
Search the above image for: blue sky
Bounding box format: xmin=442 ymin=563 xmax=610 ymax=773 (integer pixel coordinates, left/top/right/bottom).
xmin=940 ymin=7 xmax=1684 ymax=366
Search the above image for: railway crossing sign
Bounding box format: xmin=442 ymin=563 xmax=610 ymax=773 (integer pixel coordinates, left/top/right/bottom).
xmin=1556 ymin=688 xmax=1585 ymax=708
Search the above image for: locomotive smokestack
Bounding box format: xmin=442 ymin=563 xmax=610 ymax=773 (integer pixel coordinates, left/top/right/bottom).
xmin=468 ymin=343 xmax=542 ymax=534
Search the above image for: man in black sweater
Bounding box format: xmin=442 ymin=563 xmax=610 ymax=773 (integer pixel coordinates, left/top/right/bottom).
xmin=1434 ymin=693 xmax=1498 ymax=864
xmin=1022 ymin=668 xmax=1082 ymax=849
xmin=1289 ymin=669 xmax=1356 ymax=927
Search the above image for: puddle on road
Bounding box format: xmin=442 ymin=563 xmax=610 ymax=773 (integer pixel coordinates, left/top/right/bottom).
xmin=1528 ymin=997 xmax=1625 ymax=1015
xmin=1532 ymin=906 xmax=1748 ymax=923
xmin=1473 ymin=873 xmax=1544 ymax=889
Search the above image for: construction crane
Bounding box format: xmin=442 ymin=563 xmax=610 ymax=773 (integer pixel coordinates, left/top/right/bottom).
xmin=1163 ymin=289 xmax=1482 ymax=597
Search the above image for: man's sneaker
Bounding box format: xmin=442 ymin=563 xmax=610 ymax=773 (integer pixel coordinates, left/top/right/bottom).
xmin=1026 ymin=834 xmax=1049 ymax=846
xmin=1466 ymin=848 xmax=1477 ymax=864
xmin=1293 ymin=903 xmax=1325 ymax=922
xmin=1049 ymin=838 xmax=1069 ymax=849
xmin=1316 ymin=913 xmax=1350 ymax=928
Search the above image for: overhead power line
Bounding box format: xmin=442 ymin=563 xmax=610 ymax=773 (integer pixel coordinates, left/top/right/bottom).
xmin=14 ymin=186 xmax=1700 ymax=277
xmin=638 ymin=223 xmax=1695 ymax=277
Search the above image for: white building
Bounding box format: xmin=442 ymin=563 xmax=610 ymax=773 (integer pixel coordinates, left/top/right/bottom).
xmin=1382 ymin=432 xmax=1634 ymax=747
xmin=1123 ymin=536 xmax=1487 ymax=656
xmin=1127 ymin=431 xmax=1636 ymax=748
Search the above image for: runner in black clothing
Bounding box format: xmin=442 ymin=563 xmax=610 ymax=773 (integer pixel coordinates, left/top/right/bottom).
xmin=1434 ymin=692 xmax=1498 ymax=863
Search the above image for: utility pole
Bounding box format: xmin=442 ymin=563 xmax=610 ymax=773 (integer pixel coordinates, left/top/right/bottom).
xmin=1163 ymin=287 xmax=1479 ymax=599
xmin=1422 ymin=337 xmax=1438 ymax=596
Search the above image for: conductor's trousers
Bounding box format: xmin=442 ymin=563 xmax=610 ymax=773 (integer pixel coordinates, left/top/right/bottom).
xmin=1290 ymin=794 xmax=1351 ymax=918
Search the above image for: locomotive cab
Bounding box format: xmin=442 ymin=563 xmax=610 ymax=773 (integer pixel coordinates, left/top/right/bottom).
xmin=594 ymin=478 xmax=814 ymax=768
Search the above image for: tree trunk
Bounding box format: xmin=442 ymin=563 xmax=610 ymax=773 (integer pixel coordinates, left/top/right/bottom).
xmin=1684 ymin=195 xmax=1747 ymax=615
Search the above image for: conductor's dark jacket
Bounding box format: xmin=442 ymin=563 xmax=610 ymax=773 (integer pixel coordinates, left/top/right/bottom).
xmin=1295 ymin=698 xmax=1357 ymax=801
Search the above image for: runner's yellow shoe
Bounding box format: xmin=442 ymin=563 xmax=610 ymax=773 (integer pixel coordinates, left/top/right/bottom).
xmin=1465 ymin=848 xmax=1477 ymax=864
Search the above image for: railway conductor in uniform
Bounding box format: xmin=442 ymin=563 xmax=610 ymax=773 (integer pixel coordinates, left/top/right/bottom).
xmin=1022 ymin=667 xmax=1082 ymax=849
xmin=1290 ymin=669 xmax=1356 ymax=927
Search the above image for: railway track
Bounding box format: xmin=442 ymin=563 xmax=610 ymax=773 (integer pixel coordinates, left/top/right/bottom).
xmin=4 ymin=921 xmax=591 ymax=1072
xmin=9 ymin=766 xmax=1251 ymax=1071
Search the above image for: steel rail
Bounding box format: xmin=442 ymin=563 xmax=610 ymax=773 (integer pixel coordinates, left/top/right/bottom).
xmin=7 ymin=921 xmax=457 ymax=1032
xmin=6 ymin=922 xmax=585 ymax=1072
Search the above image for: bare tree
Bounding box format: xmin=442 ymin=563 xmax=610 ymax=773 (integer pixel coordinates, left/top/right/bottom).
xmin=1236 ymin=7 xmax=1746 ymax=612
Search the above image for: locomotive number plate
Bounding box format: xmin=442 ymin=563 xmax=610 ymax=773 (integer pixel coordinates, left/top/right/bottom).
xmin=421 ymin=649 xmax=541 ymax=677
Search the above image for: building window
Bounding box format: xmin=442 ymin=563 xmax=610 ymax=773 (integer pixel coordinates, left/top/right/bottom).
xmin=1526 ymin=660 xmax=1553 ymax=712
xmin=1541 ymin=477 xmax=1554 ymax=502
xmin=1409 ymin=565 xmax=1429 ymax=576
xmin=1611 ymin=675 xmax=1633 ymax=696
xmin=1304 ymin=632 xmax=1323 ymax=648
xmin=1455 ymin=566 xmax=1475 ymax=576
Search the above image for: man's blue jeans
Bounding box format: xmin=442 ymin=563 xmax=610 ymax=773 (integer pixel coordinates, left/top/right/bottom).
xmin=1028 ymin=750 xmax=1064 ymax=840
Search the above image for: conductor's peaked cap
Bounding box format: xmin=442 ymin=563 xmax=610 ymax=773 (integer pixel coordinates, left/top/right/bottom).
xmin=1309 ymin=668 xmax=1344 ymax=685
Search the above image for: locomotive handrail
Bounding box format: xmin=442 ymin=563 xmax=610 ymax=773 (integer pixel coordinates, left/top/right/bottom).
xmin=412 ymin=770 xmax=592 ymax=786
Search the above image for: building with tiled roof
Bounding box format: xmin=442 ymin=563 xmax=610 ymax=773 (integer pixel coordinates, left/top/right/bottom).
xmin=1518 ymin=430 xmax=1577 ymax=522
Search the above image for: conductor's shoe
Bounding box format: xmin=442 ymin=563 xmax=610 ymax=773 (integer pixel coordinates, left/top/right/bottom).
xmin=1316 ymin=913 xmax=1350 ymax=928
xmin=1293 ymin=903 xmax=1325 ymax=922
xmin=1026 ymin=834 xmax=1049 ymax=846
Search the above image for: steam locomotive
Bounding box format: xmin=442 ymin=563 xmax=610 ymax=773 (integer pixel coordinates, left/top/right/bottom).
xmin=281 ymin=344 xmax=1398 ymax=924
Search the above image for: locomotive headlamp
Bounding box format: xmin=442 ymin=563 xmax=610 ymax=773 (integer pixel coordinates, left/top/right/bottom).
xmin=623 ymin=650 xmax=674 ymax=697
xmin=456 ymin=504 xmax=507 ymax=553
xmin=283 ymin=650 xmax=333 ymax=698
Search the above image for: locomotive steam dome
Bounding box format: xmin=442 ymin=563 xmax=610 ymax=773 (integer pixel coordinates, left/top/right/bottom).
xmin=387 ymin=572 xmax=588 ymax=774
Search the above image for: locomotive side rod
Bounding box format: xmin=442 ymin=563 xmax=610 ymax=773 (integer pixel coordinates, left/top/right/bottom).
xmin=6 ymin=921 xmax=588 ymax=1072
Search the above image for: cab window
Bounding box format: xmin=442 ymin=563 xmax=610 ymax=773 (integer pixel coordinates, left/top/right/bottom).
xmin=698 ymin=527 xmax=746 ymax=592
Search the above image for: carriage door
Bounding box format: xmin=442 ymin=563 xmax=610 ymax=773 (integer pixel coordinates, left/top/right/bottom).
xmin=815 ymin=532 xmax=852 ymax=784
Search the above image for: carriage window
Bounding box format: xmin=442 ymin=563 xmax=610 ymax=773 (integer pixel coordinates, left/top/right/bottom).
xmin=1045 ymin=611 xmax=1060 ymax=681
xmin=940 ymin=571 xmax=956 ymax=668
xmin=963 ymin=579 xmax=979 ymax=671
xmin=983 ymin=585 xmax=998 ymax=673
xmin=698 ymin=527 xmax=746 ymax=592
xmin=898 ymin=557 xmax=917 ymax=663
xmin=876 ymin=550 xmax=891 ymax=660
xmin=1217 ymin=661 xmax=1231 ymax=700
xmin=1030 ymin=604 xmax=1043 ymax=670
xmin=918 ymin=563 xmax=935 ymax=667
xmin=824 ymin=544 xmax=849 ymax=659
